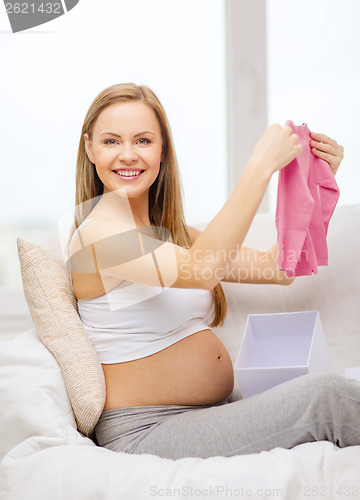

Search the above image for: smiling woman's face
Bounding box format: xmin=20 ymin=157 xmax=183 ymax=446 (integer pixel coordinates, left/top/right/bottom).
xmin=84 ymin=101 xmax=163 ymax=199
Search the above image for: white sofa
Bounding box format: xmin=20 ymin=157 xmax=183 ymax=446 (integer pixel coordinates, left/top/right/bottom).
xmin=1 ymin=204 xmax=360 ymax=500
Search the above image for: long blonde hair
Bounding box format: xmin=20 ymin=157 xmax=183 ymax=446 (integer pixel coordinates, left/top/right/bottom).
xmin=72 ymin=83 xmax=227 ymax=327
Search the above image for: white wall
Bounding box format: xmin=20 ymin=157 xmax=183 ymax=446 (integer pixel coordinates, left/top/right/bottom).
xmin=266 ymin=0 xmax=360 ymax=212
xmin=0 ymin=0 xmax=227 ymax=286
xmin=1 ymin=0 xmax=358 ymax=288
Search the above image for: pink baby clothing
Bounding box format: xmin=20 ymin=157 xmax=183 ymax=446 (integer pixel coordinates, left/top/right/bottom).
xmin=275 ymin=120 xmax=340 ymax=277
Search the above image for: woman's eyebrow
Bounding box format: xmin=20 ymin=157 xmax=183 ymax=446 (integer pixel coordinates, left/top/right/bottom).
xmin=100 ymin=131 xmax=155 ymax=137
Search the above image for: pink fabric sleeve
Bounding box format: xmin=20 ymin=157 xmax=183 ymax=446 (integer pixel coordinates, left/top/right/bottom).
xmin=275 ymin=120 xmax=340 ymax=277
xmin=275 ymin=121 xmax=314 ymax=276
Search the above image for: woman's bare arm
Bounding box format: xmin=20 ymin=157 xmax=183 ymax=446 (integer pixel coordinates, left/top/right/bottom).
xmin=69 ymin=124 xmax=302 ymax=291
xmin=187 ymin=226 xmax=293 ymax=285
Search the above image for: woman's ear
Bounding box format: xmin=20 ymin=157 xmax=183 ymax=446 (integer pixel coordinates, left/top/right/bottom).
xmin=84 ymin=133 xmax=95 ymax=163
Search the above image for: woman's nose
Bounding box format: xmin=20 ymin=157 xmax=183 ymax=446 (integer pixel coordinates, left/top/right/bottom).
xmin=118 ymin=143 xmax=138 ymax=163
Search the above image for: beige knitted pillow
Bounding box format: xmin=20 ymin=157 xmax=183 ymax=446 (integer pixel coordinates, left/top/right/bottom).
xmin=16 ymin=238 xmax=106 ymax=437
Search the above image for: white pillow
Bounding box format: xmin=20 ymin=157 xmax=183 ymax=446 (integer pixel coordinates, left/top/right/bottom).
xmin=17 ymin=238 xmax=106 ymax=437
xmin=0 ymin=328 xmax=94 ymax=462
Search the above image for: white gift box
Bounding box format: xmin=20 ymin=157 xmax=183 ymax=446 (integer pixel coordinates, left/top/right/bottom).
xmin=234 ymin=311 xmax=332 ymax=398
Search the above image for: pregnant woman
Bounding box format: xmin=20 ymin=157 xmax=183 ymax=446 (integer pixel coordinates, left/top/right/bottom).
xmin=69 ymin=83 xmax=360 ymax=459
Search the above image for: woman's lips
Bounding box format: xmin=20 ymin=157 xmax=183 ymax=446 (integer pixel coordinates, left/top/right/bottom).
xmin=113 ymin=169 xmax=145 ymax=181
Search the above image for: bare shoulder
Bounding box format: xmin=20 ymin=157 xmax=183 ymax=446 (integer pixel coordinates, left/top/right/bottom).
xmin=71 ymin=217 xmax=134 ymax=250
xmin=69 ymin=217 xmax=133 ymax=299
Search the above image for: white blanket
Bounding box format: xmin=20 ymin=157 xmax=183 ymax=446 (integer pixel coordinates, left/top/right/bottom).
xmin=1 ymin=328 xmax=360 ymax=500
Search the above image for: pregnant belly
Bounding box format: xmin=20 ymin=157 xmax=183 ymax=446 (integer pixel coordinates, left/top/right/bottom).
xmin=102 ymin=329 xmax=235 ymax=410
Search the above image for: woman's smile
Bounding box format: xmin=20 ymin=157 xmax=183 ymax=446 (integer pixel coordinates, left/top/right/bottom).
xmin=112 ymin=168 xmax=145 ymax=181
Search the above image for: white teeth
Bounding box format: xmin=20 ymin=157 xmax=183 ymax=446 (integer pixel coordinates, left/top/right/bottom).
xmin=116 ymin=170 xmax=142 ymax=177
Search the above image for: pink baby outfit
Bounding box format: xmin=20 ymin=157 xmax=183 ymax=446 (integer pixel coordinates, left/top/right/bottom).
xmin=275 ymin=120 xmax=340 ymax=277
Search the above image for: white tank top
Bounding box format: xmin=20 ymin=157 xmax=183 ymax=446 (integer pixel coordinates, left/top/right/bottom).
xmin=77 ymin=280 xmax=214 ymax=363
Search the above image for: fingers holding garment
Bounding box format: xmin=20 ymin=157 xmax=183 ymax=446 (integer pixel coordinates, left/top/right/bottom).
xmin=309 ymin=132 xmax=344 ymax=176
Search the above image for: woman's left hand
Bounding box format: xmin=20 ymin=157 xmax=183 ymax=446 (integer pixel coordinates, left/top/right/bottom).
xmin=309 ymin=132 xmax=344 ymax=177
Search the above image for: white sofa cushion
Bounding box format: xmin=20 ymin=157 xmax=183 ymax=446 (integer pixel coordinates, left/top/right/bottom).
xmin=0 ymin=327 xmax=93 ymax=462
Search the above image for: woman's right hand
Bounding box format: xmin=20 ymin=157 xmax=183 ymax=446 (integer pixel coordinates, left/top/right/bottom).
xmin=249 ymin=123 xmax=303 ymax=177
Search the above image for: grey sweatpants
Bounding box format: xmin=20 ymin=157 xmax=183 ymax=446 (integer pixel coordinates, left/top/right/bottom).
xmin=94 ymin=372 xmax=360 ymax=459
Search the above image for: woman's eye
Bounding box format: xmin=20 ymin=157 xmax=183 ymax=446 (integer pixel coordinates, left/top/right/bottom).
xmin=137 ymin=138 xmax=151 ymax=145
xmin=104 ymin=138 xmax=150 ymax=145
